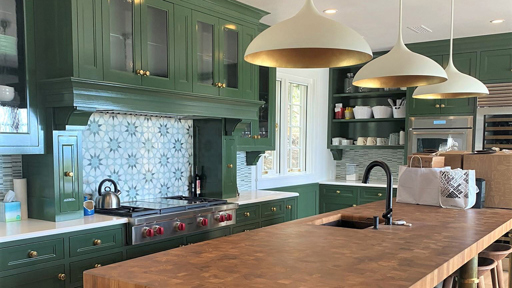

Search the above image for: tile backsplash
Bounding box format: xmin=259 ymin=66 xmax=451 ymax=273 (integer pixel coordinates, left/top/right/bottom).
xmin=335 ymin=150 xmax=404 ymax=183
xmin=82 ymin=113 xmax=193 ymax=202
xmin=237 ymin=152 xmax=252 ymax=191
xmin=0 ymin=155 xmax=22 ymax=192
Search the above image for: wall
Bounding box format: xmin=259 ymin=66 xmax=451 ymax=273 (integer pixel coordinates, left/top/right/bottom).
xmin=0 ymin=155 xmax=22 ymax=193
xmin=335 ymin=150 xmax=404 ymax=183
xmin=82 ymin=113 xmax=193 ymax=202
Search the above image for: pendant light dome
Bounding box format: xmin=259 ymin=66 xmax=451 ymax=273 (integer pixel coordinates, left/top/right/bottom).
xmin=412 ymin=0 xmax=488 ymax=99
xmin=353 ymin=0 xmax=447 ymax=88
xmin=244 ymin=0 xmax=373 ymax=68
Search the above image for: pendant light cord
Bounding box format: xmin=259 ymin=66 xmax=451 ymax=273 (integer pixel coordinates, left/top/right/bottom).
xmin=448 ymin=0 xmax=455 ymax=66
xmin=397 ymin=0 xmax=404 ymax=45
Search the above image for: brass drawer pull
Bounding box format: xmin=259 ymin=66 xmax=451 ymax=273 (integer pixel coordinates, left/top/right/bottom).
xmin=93 ymin=239 xmax=102 ymax=246
xmin=336 ymin=190 xmax=341 ymax=194
xmin=352 ymin=204 xmax=357 ymax=207
xmin=271 ymin=207 xmax=277 ymax=212
xmin=136 ymin=69 xmax=145 ymax=76
xmin=435 ymin=104 xmax=440 ymax=108
xmin=377 ymin=193 xmax=382 ymax=197
xmin=64 ymin=171 xmax=74 ymax=177
xmin=286 ymin=205 xmax=292 ymax=209
xmin=58 ymin=273 xmax=66 ymax=281
xmin=28 ymin=250 xmax=38 ymax=258
xmin=227 ymin=164 xmax=233 ymax=169
xmin=244 ymin=229 xmax=250 ymax=232
xmin=144 ymin=70 xmax=151 ymax=77
xmin=94 ymin=264 xmax=102 ymax=268
xmin=221 ymin=83 xmax=226 ymax=88
xmin=244 ymin=212 xmax=250 ymax=217
xmin=440 ymin=104 xmax=445 ymax=108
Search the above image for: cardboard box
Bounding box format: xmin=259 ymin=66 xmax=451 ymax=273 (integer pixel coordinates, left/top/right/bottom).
xmin=0 ymin=202 xmax=21 ymax=222
xmin=463 ymin=152 xmax=512 ymax=209
xmin=438 ymin=151 xmax=471 ymax=169
xmin=408 ymin=155 xmax=445 ymax=168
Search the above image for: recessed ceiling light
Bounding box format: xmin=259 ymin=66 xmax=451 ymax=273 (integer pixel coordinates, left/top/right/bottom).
xmin=490 ymin=19 xmax=505 ymax=24
xmin=323 ymin=9 xmax=337 ymax=14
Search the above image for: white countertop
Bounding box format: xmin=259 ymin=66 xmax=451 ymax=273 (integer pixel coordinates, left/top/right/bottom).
xmin=0 ymin=214 xmax=128 ymax=243
xmin=226 ymin=190 xmax=299 ymax=205
xmin=319 ymin=179 xmax=398 ymax=188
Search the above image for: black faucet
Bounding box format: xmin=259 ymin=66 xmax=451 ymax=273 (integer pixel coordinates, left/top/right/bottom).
xmin=362 ymin=161 xmax=393 ymax=225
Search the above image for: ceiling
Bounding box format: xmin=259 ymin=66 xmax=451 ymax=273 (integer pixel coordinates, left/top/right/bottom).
xmin=238 ymin=0 xmax=512 ymax=52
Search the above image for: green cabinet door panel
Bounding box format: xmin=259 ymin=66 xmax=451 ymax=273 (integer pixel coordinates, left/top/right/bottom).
xmin=321 ymin=201 xmax=354 ymax=214
xmin=77 ymin=0 xmax=103 ymax=80
xmin=480 ymin=49 xmax=512 ymax=82
xmin=285 ymin=198 xmax=298 ymax=221
xmin=222 ymin=136 xmax=238 ymax=198
xmin=174 ymin=5 xmax=193 ymax=92
xmin=69 ymin=228 xmax=124 ymax=257
xmin=232 ymin=222 xmax=261 ymax=234
xmin=236 ymin=204 xmax=260 ymax=224
xmin=253 ymin=67 xmax=277 ymax=150
xmin=186 ymin=227 xmax=230 ymax=244
xmin=241 ymin=26 xmax=258 ymax=100
xmin=444 ymin=52 xmax=477 ymax=77
xmin=260 ymin=216 xmax=285 ymax=227
xmin=69 ymin=252 xmax=124 ymax=285
xmin=219 ymin=19 xmax=243 ymax=98
xmin=126 ymin=237 xmax=185 ymax=259
xmin=269 ymin=183 xmax=319 ymax=218
xmin=192 ymin=11 xmax=220 ymax=95
xmin=260 ymin=200 xmax=285 ymax=218
xmin=140 ymin=0 xmax=175 ymax=89
xmin=0 ymin=264 xmax=66 ymax=288
xmin=102 ymin=0 xmax=142 ymax=85
xmin=56 ymin=133 xmax=82 ymax=214
xmin=0 ymin=238 xmax=64 ymax=271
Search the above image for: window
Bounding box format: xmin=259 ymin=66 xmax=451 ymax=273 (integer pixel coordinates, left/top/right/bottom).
xmin=263 ymin=74 xmax=310 ymax=176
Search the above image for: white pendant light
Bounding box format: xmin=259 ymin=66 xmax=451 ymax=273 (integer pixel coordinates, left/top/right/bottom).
xmin=244 ymin=0 xmax=373 ymax=68
xmin=353 ymin=0 xmax=447 ymax=88
xmin=412 ymin=0 xmax=489 ymax=99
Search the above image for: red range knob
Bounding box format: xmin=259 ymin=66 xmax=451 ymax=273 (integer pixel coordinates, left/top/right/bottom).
xmin=175 ymin=222 xmax=186 ymax=231
xmin=217 ymin=214 xmax=226 ymax=223
xmin=154 ymin=226 xmax=164 ymax=235
xmin=143 ymin=227 xmax=154 ymax=238
xmin=226 ymin=214 xmax=233 ymax=221
xmin=199 ymin=218 xmax=208 ymax=227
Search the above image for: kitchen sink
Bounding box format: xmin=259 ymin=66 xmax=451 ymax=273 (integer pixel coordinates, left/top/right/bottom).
xmin=311 ymin=214 xmax=383 ymax=230
xmin=322 ymin=219 xmax=374 ymax=229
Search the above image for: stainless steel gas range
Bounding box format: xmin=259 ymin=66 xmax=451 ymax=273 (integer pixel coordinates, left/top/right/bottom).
xmin=96 ymin=196 xmax=238 ymax=245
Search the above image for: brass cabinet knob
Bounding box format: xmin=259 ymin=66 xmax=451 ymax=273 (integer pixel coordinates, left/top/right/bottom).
xmin=244 ymin=229 xmax=249 ymax=232
xmin=252 ymin=135 xmax=258 ymax=139
xmin=440 ymin=104 xmax=445 ymax=108
xmin=144 ymin=70 xmax=150 ymax=77
xmin=352 ymin=204 xmax=357 ymax=207
xmin=94 ymin=264 xmax=102 ymax=268
xmin=286 ymin=205 xmax=292 ymax=210
xmin=221 ymin=83 xmax=226 ymax=88
xmin=179 ymin=244 xmax=185 ymax=247
xmin=336 ymin=190 xmax=341 ymax=194
xmin=93 ymin=239 xmax=102 ymax=246
xmin=244 ymin=212 xmax=250 ymax=217
xmin=271 ymin=207 xmax=277 ymax=212
xmin=58 ymin=274 xmax=66 ymax=281
xmin=64 ymin=171 xmax=74 ymax=177
xmin=136 ymin=69 xmax=145 ymax=75
xmin=214 ymin=82 xmax=222 ymax=87
xmin=435 ymin=104 xmax=440 ymax=108
xmin=28 ymin=250 xmax=38 ymax=258
xmin=377 ymin=193 xmax=382 ymax=197
xmin=256 ymin=135 xmax=261 ymax=139
xmin=227 ymin=164 xmax=233 ymax=169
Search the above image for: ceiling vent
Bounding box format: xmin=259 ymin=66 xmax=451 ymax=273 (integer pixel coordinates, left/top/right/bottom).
xmin=407 ymin=25 xmax=433 ymax=33
xmin=478 ymin=83 xmax=512 ymax=107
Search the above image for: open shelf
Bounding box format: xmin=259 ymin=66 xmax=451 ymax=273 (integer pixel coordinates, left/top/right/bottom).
xmin=332 ymin=118 xmax=405 ymax=123
xmin=330 ymin=145 xmax=405 ymax=150
xmin=332 ymin=91 xmax=406 ymax=98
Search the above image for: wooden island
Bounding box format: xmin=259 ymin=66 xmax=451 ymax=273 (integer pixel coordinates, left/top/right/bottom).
xmin=84 ymin=201 xmax=512 ymax=288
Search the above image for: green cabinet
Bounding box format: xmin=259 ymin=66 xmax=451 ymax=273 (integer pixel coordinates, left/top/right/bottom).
xmin=174 ymin=5 xmax=193 ymax=92
xmin=186 ymin=227 xmax=231 ymax=244
xmin=69 ymin=252 xmax=123 ymax=286
xmin=285 ymin=198 xmax=298 ymax=221
xmin=126 ymin=237 xmax=185 ymax=260
xmin=76 ymin=0 xmax=104 ymax=80
xmin=269 ymin=183 xmax=319 ymax=219
xmin=0 ymin=264 xmax=66 ymax=288
xmin=69 ymin=228 xmax=124 ymax=257
xmin=319 ymin=184 xmax=396 ymax=214
xmin=231 ymin=222 xmax=261 ymax=234
xmin=479 ymin=48 xmax=512 ymax=83
xmin=0 ymin=238 xmax=64 ymax=271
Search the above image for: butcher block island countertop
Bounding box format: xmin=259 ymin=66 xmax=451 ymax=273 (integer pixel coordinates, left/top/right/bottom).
xmin=84 ymin=201 xmax=512 ymax=288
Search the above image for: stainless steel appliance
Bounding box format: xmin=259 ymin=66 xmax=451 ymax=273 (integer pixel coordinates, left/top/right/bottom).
xmin=95 ymin=179 xmax=122 ymax=209
xmin=408 ymin=116 xmax=473 ymax=154
xmin=96 ymin=196 xmax=238 ymax=245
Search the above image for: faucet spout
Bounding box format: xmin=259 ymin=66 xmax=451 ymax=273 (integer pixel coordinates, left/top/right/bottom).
xmin=362 ymin=161 xmax=393 ymax=225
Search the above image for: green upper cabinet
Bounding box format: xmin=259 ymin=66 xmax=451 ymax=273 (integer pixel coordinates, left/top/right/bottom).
xmin=241 ymin=26 xmax=257 ymax=100
xmin=479 ymin=48 xmax=512 ymax=83
xmin=174 ymin=5 xmax=193 ymax=92
xmin=192 ymin=11 xmax=244 ymax=97
xmin=76 ymin=0 xmax=104 ymax=80
xmin=0 ymin=0 xmax=42 ymax=154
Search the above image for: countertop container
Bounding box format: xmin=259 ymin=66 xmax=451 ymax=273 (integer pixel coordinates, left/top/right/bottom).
xmin=353 ymin=106 xmax=372 ymax=119
xmin=372 ymin=106 xmax=392 ymax=118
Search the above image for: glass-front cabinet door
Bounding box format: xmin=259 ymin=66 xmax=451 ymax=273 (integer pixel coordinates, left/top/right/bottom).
xmin=256 ymin=66 xmax=276 ymax=149
xmin=102 ymin=0 xmax=141 ymax=85
xmin=219 ymin=20 xmax=242 ymax=98
xmin=192 ymin=11 xmax=218 ymax=95
xmin=0 ymin=0 xmax=41 ymax=153
xmin=140 ymin=0 xmax=174 ymax=89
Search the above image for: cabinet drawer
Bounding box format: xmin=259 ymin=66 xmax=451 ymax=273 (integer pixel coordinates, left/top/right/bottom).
xmin=236 ymin=204 xmax=260 ymax=224
xmin=358 ymin=188 xmax=386 ymax=201
xmin=0 ymin=238 xmax=64 ymax=271
xmin=126 ymin=237 xmax=185 ymax=260
xmin=69 ymin=252 xmax=124 ymax=285
xmin=0 ymin=264 xmax=66 ymax=288
xmin=261 ymin=216 xmax=285 ymax=228
xmin=231 ymin=222 xmax=261 ymax=234
xmin=260 ymin=200 xmax=285 ymax=218
xmin=321 ymin=186 xmax=358 ymax=198
xmin=69 ymin=228 xmax=123 ymax=257
xmin=186 ymin=227 xmax=230 ymax=244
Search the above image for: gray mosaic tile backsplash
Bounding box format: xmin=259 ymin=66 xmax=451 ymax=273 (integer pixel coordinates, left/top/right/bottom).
xmin=0 ymin=155 xmax=22 ymax=192
xmin=82 ymin=113 xmax=193 ymax=202
xmin=335 ymin=150 xmax=404 ymax=183
xmin=237 ymin=152 xmax=252 ymax=191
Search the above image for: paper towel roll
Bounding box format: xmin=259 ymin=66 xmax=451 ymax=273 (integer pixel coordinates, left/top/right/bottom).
xmin=399 ymin=131 xmax=406 ymax=146
xmin=13 ymin=179 xmax=27 ymax=219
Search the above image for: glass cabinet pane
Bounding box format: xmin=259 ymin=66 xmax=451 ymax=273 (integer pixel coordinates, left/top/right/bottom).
xmin=223 ymin=28 xmax=238 ymax=89
xmin=109 ymin=0 xmax=134 ymax=73
xmin=196 ymin=21 xmax=214 ymax=85
xmin=258 ymin=67 xmax=270 ymax=139
xmin=0 ymin=0 xmax=28 ymax=133
xmin=146 ymin=6 xmax=168 ymax=78
xmin=237 ymin=121 xmax=253 ymax=139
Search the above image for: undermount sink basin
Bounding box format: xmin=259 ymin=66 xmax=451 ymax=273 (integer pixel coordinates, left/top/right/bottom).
xmin=311 ymin=214 xmax=383 ymax=230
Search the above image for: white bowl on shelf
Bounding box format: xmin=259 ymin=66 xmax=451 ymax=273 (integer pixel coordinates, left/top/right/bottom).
xmin=353 ymin=106 xmax=373 ymax=119
xmin=0 ymin=85 xmax=15 ymax=102
xmin=372 ymin=106 xmax=393 ymax=118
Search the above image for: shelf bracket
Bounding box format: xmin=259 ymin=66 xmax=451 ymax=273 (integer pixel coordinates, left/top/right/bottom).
xmin=329 ymin=149 xmax=343 ymax=161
